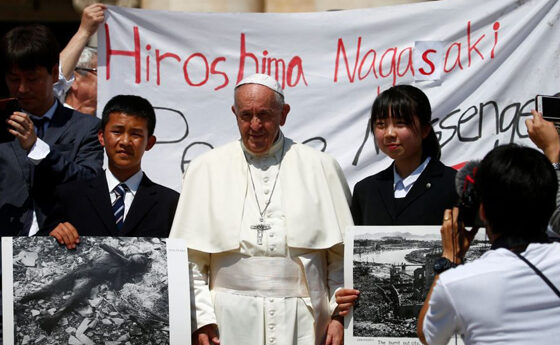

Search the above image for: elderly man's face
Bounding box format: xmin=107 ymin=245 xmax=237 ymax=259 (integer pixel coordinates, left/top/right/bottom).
xmin=232 ymin=84 xmax=289 ymax=155
xmin=71 ymin=55 xmax=98 ymax=115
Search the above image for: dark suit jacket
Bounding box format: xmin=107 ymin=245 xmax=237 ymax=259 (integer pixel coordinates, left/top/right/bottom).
xmin=351 ymin=159 xmax=458 ymax=225
xmin=40 ymin=173 xmax=179 ymax=238
xmin=0 ymin=104 xmax=103 ymax=236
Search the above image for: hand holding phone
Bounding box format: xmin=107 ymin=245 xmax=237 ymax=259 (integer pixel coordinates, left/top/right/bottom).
xmin=0 ymin=98 xmax=21 ymax=143
xmin=526 ymin=109 xmax=560 ymax=163
xmin=536 ymin=94 xmax=560 ymax=123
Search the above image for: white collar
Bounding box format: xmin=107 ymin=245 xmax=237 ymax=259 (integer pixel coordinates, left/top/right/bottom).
xmin=105 ymin=169 xmax=143 ymax=195
xmin=241 ymin=131 xmax=285 ymax=163
xmin=393 ymin=156 xmax=431 ymax=192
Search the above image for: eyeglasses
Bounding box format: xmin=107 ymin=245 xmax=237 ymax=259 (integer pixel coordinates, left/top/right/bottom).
xmin=75 ymin=67 xmax=97 ymax=75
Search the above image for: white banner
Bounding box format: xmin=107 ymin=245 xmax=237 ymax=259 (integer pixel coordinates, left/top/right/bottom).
xmin=98 ymin=0 xmax=560 ymax=191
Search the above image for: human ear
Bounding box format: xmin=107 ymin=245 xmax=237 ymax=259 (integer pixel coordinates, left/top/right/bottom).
xmin=421 ymin=124 xmax=432 ymax=139
xmin=280 ymin=104 xmax=290 ymax=126
xmin=97 ymin=130 xmax=105 ymax=147
xmin=145 ymin=136 xmax=156 ymax=151
xmin=479 ymin=203 xmax=495 ymax=239
xmin=51 ymin=63 xmax=59 ymax=83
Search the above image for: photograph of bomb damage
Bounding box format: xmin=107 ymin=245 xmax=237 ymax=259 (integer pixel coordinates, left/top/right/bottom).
xmin=351 ymin=227 xmax=489 ymax=340
xmin=8 ymin=236 xmax=170 ymax=345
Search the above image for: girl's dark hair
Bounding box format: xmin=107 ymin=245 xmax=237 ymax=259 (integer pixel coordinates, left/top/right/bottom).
xmin=370 ymin=85 xmax=440 ymax=160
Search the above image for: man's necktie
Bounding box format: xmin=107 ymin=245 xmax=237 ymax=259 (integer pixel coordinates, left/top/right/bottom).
xmin=112 ymin=183 xmax=128 ymax=230
xmin=32 ymin=117 xmax=48 ymax=139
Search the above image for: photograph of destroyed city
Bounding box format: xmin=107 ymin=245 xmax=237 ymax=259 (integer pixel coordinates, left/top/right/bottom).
xmin=8 ymin=237 xmax=171 ymax=345
xmin=351 ymin=227 xmax=490 ymax=338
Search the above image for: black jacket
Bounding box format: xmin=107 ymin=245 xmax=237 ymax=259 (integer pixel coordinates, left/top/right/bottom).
xmin=351 ymin=159 xmax=458 ymax=225
xmin=0 ymin=104 xmax=103 ymax=236
xmin=40 ymin=173 xmax=179 ymax=237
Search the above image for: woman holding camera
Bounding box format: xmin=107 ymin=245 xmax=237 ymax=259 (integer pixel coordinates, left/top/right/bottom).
xmin=351 ymin=85 xmax=457 ymax=225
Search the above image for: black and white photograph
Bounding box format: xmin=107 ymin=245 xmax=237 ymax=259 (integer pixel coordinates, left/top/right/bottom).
xmin=2 ymin=236 xmax=190 ymax=345
xmin=344 ymin=226 xmax=489 ymax=345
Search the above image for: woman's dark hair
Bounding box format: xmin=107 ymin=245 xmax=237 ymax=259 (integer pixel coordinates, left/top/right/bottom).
xmin=475 ymin=144 xmax=557 ymax=238
xmin=370 ymin=85 xmax=440 ymax=160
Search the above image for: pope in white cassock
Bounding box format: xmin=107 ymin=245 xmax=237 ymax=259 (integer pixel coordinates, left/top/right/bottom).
xmin=170 ymin=73 xmax=359 ymax=345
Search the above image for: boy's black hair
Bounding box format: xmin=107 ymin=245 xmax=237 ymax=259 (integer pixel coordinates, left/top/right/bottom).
xmin=101 ymin=95 xmax=156 ymax=137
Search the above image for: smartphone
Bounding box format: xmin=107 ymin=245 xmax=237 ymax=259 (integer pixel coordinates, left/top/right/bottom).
xmin=536 ymin=95 xmax=560 ymax=122
xmin=0 ymin=97 xmax=21 ymax=143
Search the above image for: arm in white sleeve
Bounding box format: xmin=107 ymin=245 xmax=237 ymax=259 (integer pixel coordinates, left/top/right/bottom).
xmin=422 ymin=278 xmax=460 ymax=345
xmin=327 ymin=243 xmax=344 ymax=315
xmin=188 ymin=248 xmax=217 ymax=332
xmin=27 ymin=138 xmax=51 ymax=164
xmin=53 ymin=63 xmax=75 ymax=105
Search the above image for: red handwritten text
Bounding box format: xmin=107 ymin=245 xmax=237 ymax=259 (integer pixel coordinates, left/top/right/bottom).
xmin=334 ymin=20 xmax=501 ymax=84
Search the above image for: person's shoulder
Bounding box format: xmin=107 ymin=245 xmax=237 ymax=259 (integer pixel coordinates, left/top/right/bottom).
xmin=526 ymin=242 xmax=560 ymax=260
xmin=142 ymin=175 xmax=180 ymax=201
xmin=439 ymin=249 xmax=514 ymax=284
xmin=56 ymin=174 xmax=100 ymax=194
xmin=433 ymin=161 xmax=458 ymax=185
xmin=57 ymin=105 xmax=100 ymax=132
xmin=191 ymin=140 xmax=239 ymax=164
xmin=60 ymin=104 xmax=99 ymax=122
xmin=292 ymin=140 xmax=327 ymax=157
xmin=153 ymin=183 xmax=180 ymax=201
xmin=184 ymin=141 xmax=242 ymax=175
xmin=442 ymin=163 xmax=458 ymax=178
xmin=428 ymin=159 xmax=457 ymax=176
xmin=354 ymin=165 xmax=392 ymax=190
xmin=290 ymin=140 xmax=340 ymax=168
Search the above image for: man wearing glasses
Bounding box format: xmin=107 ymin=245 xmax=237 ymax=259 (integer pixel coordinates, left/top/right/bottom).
xmin=63 ymin=47 xmax=98 ymax=115
xmin=54 ymin=3 xmax=105 ymax=116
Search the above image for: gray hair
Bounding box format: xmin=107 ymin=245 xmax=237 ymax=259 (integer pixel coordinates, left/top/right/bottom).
xmin=75 ymin=46 xmax=97 ymax=75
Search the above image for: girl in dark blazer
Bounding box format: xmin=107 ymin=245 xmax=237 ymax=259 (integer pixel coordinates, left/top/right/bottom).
xmin=352 ymin=85 xmax=457 ymax=225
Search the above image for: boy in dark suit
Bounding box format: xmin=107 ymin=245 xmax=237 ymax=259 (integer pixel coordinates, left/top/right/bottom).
xmin=42 ymin=95 xmax=179 ymax=247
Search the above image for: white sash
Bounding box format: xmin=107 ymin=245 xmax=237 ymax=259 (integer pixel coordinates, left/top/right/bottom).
xmin=210 ymin=254 xmax=309 ymax=298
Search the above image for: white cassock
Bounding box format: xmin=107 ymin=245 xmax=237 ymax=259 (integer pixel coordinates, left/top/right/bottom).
xmin=170 ymin=132 xmax=353 ymax=345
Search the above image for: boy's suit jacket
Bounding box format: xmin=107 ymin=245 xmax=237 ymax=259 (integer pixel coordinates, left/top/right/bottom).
xmin=41 ymin=173 xmax=179 ymax=237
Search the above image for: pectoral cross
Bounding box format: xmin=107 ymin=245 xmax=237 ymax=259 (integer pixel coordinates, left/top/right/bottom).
xmin=251 ymin=218 xmax=271 ymax=245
